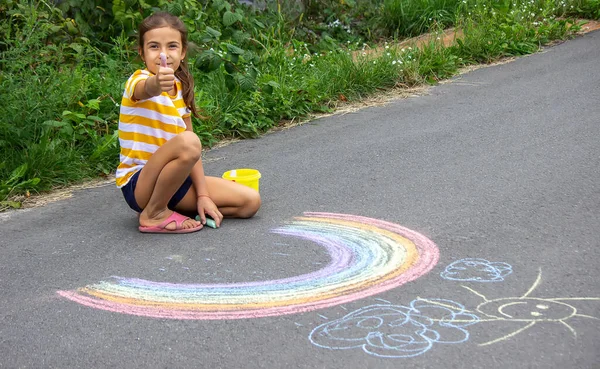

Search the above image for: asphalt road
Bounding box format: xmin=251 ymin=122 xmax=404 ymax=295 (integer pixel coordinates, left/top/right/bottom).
xmin=1 ymin=31 xmax=599 ymax=369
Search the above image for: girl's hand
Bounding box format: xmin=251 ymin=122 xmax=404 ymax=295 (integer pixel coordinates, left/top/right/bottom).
xmin=196 ymin=196 xmax=223 ymax=227
xmin=156 ymin=53 xmax=175 ymax=92
xmin=146 ymin=53 xmax=174 ymax=96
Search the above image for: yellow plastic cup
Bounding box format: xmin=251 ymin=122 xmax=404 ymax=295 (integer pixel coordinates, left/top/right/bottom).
xmin=222 ymin=168 xmax=261 ymax=192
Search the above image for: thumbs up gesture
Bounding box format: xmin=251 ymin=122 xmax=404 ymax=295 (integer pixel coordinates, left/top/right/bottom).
xmin=155 ymin=52 xmax=175 ymax=92
xmin=145 ymin=53 xmax=175 ymax=97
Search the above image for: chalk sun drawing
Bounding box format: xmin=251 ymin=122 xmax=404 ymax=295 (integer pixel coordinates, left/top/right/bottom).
xmin=57 ymin=212 xmax=439 ymax=320
xmin=440 ymin=258 xmax=513 ymax=282
xmin=428 ymin=268 xmax=600 ymax=346
xmin=309 ymin=299 xmax=479 ymax=358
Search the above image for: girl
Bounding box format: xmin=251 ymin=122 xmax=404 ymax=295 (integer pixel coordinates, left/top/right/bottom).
xmin=116 ymin=12 xmax=261 ymax=234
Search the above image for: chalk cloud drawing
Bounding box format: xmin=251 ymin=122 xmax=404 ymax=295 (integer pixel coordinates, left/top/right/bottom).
xmin=441 ymin=258 xmax=513 ymax=282
xmin=309 ymin=299 xmax=479 ymax=358
xmin=57 ymin=212 xmax=439 ymax=320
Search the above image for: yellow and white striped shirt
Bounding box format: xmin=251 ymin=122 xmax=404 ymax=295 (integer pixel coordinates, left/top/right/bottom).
xmin=115 ymin=69 xmax=191 ymax=188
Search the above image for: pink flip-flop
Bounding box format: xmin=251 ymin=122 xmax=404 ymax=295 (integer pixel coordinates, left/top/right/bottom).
xmin=139 ymin=211 xmax=202 ymax=234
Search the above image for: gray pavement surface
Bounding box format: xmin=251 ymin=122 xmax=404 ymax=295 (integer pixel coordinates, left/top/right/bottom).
xmin=2 ymin=31 xmax=599 ymax=369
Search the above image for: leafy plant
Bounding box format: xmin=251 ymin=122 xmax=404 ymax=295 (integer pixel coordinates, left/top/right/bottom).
xmin=0 ymin=164 xmax=40 ymax=210
xmin=42 ymin=99 xmax=109 ymax=144
xmin=562 ymin=0 xmax=600 ymax=19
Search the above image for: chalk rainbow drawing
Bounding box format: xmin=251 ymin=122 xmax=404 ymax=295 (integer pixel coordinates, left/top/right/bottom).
xmin=57 ymin=212 xmax=439 ymax=320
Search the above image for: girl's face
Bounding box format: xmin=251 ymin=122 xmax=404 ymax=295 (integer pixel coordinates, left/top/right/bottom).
xmin=140 ymin=26 xmax=186 ymax=75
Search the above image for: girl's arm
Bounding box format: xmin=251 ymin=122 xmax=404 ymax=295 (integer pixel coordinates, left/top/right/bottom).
xmin=185 ymin=116 xmax=223 ymax=226
xmin=133 ymin=76 xmax=161 ymax=100
xmin=133 ymin=66 xmax=175 ymax=100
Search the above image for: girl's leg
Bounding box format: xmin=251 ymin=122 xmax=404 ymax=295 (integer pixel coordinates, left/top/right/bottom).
xmin=174 ymin=176 xmax=261 ymax=218
xmin=135 ymin=131 xmax=202 ymax=230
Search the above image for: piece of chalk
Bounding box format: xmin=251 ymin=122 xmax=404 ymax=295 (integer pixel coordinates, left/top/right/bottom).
xmin=195 ymin=215 xmax=218 ymax=229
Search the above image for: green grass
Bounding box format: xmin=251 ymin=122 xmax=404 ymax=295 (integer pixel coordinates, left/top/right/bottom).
xmin=381 ymin=0 xmax=462 ymax=37
xmin=0 ymin=0 xmax=596 ymax=210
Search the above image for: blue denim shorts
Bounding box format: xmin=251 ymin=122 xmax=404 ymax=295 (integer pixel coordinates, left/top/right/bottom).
xmin=121 ymin=170 xmax=193 ymax=213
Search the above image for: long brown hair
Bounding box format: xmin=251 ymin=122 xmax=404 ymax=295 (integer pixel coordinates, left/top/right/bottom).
xmin=138 ymin=12 xmax=199 ymax=118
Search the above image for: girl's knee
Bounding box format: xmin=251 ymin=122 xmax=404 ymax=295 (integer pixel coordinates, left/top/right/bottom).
xmin=240 ymin=191 xmax=261 ymax=218
xmin=178 ymin=131 xmax=202 ymax=161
